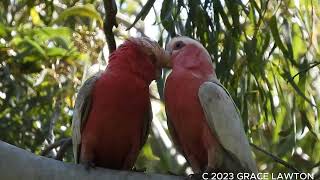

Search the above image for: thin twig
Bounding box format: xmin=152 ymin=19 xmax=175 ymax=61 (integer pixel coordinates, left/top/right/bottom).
xmin=56 ymin=138 xmax=72 ymax=161
xmin=41 ymin=138 xmax=70 ymax=156
xmin=250 ymin=143 xmax=301 ymax=173
xmin=253 ymin=0 xmax=270 ymax=37
xmin=42 ymin=101 xmax=61 ymax=157
xmin=313 ymin=161 xmax=320 ymax=168
xmin=289 ymin=62 xmax=320 ymax=82
xmin=48 ymin=101 xmax=61 ymax=143
xmin=116 ymin=16 xmax=146 ymax=36
xmin=103 ymin=0 xmax=117 ymax=53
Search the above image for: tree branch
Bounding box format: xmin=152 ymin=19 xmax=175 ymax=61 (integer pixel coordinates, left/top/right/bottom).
xmin=56 ymin=138 xmax=72 ymax=161
xmin=116 ymin=16 xmax=146 ymax=37
xmin=42 ymin=100 xmax=61 ymax=157
xmin=0 ymin=140 xmax=183 ymax=180
xmin=103 ymin=0 xmax=118 ymax=53
xmin=41 ymin=138 xmax=70 ymax=157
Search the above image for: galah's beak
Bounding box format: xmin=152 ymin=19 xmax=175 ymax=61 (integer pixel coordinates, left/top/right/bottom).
xmin=162 ymin=50 xmax=172 ymax=68
xmin=155 ymin=68 xmax=162 ymax=79
xmin=155 ymin=50 xmax=171 ymax=79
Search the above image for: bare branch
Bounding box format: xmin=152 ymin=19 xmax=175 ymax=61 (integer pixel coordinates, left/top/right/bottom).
xmin=103 ymin=0 xmax=118 ymax=53
xmin=42 ymin=101 xmax=61 ymax=157
xmin=0 ymin=140 xmax=183 ymax=180
xmin=116 ymin=16 xmax=146 ymax=37
xmin=56 ymin=138 xmax=72 ymax=161
xmin=41 ymin=138 xmax=70 ymax=157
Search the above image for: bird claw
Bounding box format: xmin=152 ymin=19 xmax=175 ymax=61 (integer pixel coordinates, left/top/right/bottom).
xmin=167 ymin=171 xmax=179 ymax=176
xmin=186 ymin=173 xmax=203 ymax=180
xmin=132 ymin=166 xmax=146 ymax=172
xmin=83 ymin=161 xmax=95 ymax=171
xmin=186 ymin=168 xmax=217 ymax=180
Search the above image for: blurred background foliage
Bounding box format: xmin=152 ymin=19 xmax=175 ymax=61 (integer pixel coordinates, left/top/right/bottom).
xmin=0 ymin=0 xmax=319 ymax=177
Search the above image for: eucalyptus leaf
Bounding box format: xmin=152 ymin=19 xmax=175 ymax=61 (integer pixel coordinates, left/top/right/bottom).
xmin=52 ymin=4 xmax=103 ymax=27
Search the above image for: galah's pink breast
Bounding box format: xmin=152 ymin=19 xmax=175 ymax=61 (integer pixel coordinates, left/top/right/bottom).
xmin=164 ymin=71 xmax=219 ymax=172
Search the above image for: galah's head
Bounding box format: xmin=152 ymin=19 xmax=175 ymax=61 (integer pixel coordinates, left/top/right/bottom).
xmin=165 ymin=36 xmax=212 ymax=71
xmin=128 ymin=37 xmax=170 ymax=79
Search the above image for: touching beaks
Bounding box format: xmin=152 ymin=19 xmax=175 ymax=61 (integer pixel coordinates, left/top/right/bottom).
xmin=155 ymin=68 xmax=162 ymax=79
xmin=162 ymin=50 xmax=172 ymax=68
xmin=155 ymin=49 xmax=171 ymax=79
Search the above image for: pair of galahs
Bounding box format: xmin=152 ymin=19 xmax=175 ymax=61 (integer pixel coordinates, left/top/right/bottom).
xmin=71 ymin=36 xmax=258 ymax=174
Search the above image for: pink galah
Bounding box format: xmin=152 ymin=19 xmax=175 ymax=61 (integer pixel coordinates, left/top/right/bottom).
xmin=164 ymin=36 xmax=257 ymax=174
xmin=72 ymin=37 xmax=169 ymax=170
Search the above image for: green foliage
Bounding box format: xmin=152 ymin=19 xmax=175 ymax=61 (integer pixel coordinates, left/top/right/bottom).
xmin=126 ymin=0 xmax=156 ymax=30
xmin=52 ymin=4 xmax=103 ymax=27
xmin=0 ymin=0 xmax=104 ymax=157
xmin=0 ymin=0 xmax=319 ymax=176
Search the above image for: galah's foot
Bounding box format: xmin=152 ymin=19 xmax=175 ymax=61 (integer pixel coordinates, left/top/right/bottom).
xmin=167 ymin=171 xmax=179 ymax=176
xmin=186 ymin=167 xmax=217 ymax=180
xmin=132 ymin=166 xmax=146 ymax=172
xmin=83 ymin=161 xmax=95 ymax=171
xmin=204 ymin=166 xmax=216 ymax=173
xmin=185 ymin=173 xmax=203 ymax=180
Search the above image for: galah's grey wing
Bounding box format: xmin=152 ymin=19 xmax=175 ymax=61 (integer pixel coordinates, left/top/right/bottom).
xmin=140 ymin=100 xmax=153 ymax=149
xmin=198 ymin=80 xmax=258 ymax=173
xmin=72 ymin=72 xmax=102 ymax=163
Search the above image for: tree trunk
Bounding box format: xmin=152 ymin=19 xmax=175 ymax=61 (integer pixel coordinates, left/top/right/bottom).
xmin=0 ymin=140 xmax=183 ymax=180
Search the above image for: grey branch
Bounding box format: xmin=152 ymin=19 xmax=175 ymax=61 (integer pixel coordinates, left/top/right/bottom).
xmin=0 ymin=140 xmax=183 ymax=180
xmin=42 ymin=101 xmax=61 ymax=157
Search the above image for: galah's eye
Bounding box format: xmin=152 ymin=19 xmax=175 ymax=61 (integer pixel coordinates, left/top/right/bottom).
xmin=173 ymin=41 xmax=185 ymax=50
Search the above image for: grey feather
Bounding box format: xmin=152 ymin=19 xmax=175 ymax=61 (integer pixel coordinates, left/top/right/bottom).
xmin=71 ymin=72 xmax=102 ymax=163
xmin=198 ymin=80 xmax=258 ymax=173
xmin=140 ymin=100 xmax=153 ymax=149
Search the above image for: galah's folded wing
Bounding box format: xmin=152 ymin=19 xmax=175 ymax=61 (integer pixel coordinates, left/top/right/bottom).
xmin=140 ymin=100 xmax=152 ymax=149
xmin=198 ymin=80 xmax=257 ymax=173
xmin=72 ymin=72 xmax=102 ymax=163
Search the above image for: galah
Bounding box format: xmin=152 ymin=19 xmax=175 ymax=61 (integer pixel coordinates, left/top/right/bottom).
xmin=72 ymin=37 xmax=169 ymax=170
xmin=164 ymin=36 xmax=257 ymax=174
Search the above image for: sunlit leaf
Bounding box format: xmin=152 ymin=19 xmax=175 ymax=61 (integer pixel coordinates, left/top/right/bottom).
xmin=160 ymin=0 xmax=175 ymax=36
xmin=18 ymin=38 xmax=46 ymax=59
xmin=46 ymin=47 xmax=68 ymax=57
xmin=142 ymin=143 xmax=160 ymax=161
xmin=30 ymin=7 xmax=44 ymax=26
xmin=0 ymin=23 xmax=8 ymax=36
xmin=52 ymin=4 xmax=103 ymax=27
xmin=126 ymin=0 xmax=156 ymax=30
xmin=269 ymin=16 xmax=288 ymax=57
